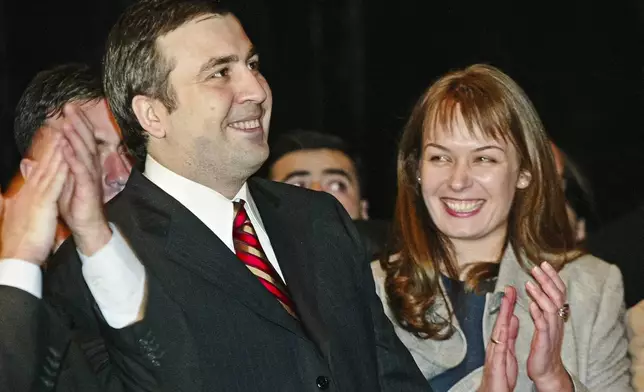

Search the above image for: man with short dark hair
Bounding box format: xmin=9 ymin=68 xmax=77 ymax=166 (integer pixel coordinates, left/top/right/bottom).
xmin=266 ymin=129 xmax=370 ymax=220
xmin=45 ymin=1 xmax=429 ymax=391
xmin=14 ymin=63 xmax=132 ymax=206
xmin=0 ymin=132 xmax=68 ymax=391
xmin=0 ymin=64 xmax=133 ymax=391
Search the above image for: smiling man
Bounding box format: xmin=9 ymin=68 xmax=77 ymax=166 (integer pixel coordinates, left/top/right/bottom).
xmin=44 ymin=1 xmax=429 ymax=391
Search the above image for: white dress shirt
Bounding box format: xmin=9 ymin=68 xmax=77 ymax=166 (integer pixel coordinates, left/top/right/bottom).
xmin=0 ymin=259 xmax=42 ymax=298
xmin=0 ymin=223 xmax=145 ymax=330
xmin=0 ymin=154 xmax=282 ymax=329
xmin=143 ymin=155 xmax=283 ymax=279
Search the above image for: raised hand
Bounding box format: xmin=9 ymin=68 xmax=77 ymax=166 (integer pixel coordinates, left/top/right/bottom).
xmin=57 ymin=103 xmax=112 ymax=256
xmin=0 ymin=133 xmax=68 ymax=264
xmin=525 ymin=262 xmax=573 ymax=392
xmin=478 ymin=286 xmax=519 ymax=392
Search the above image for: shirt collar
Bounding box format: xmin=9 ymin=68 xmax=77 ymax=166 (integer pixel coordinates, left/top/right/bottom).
xmin=142 ymin=154 xmax=265 ymax=249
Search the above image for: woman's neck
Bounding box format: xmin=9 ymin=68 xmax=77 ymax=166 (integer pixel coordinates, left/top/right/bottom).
xmin=450 ymin=227 xmax=507 ymax=271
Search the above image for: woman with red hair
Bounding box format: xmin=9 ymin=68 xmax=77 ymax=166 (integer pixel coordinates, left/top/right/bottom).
xmin=373 ymin=64 xmax=631 ymax=391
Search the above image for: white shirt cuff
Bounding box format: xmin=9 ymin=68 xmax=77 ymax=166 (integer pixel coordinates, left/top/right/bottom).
xmin=79 ymin=223 xmax=146 ymax=329
xmin=0 ymin=259 xmax=43 ymax=299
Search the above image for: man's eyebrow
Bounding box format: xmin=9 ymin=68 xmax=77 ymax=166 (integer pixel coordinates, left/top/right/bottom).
xmin=280 ymin=170 xmax=310 ymax=182
xmin=246 ymin=46 xmax=258 ymax=61
xmin=198 ymin=55 xmax=239 ymax=76
xmin=322 ymin=168 xmax=353 ymax=183
xmin=197 ymin=47 xmax=259 ymax=77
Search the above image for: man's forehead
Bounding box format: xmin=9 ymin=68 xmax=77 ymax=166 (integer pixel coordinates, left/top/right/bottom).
xmin=45 ymin=98 xmax=104 ymax=120
xmin=157 ymin=13 xmax=251 ymax=62
xmin=281 ymin=149 xmax=357 ymax=172
xmin=43 ymin=98 xmax=120 ymax=141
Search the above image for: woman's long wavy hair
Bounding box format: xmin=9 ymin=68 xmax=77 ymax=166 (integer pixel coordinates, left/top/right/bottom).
xmin=381 ymin=64 xmax=580 ymax=339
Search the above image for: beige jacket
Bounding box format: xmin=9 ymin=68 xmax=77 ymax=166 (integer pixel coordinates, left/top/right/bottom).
xmin=371 ymin=249 xmax=633 ymax=391
xmin=627 ymin=300 xmax=644 ymax=391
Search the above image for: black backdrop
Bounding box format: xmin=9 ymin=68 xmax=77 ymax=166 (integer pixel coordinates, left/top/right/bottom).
xmin=1 ymin=0 xmax=643 ymax=228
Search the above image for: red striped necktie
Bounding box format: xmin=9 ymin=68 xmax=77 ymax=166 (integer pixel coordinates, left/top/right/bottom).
xmin=232 ymin=201 xmax=298 ymax=319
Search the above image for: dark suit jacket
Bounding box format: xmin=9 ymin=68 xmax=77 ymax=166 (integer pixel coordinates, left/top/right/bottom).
xmin=43 ymin=170 xmax=430 ymax=391
xmin=353 ymin=219 xmax=390 ymax=261
xmin=0 ymin=286 xmax=42 ymax=391
xmin=0 ymin=285 xmax=81 ymax=392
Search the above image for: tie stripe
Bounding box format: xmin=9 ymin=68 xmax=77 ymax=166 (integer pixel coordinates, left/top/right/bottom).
xmin=235 ymin=232 xmax=260 ymax=247
xmin=236 ymin=249 xmax=274 ymax=275
xmin=233 ymin=201 xmax=298 ymax=319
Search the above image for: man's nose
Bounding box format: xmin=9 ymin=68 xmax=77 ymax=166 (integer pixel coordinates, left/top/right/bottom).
xmin=235 ymin=69 xmax=268 ymax=105
xmin=104 ymin=152 xmax=131 ymax=187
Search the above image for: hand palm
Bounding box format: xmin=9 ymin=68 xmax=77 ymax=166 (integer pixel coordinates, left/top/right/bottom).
xmin=0 ymin=193 xmax=57 ymax=261
xmin=62 ymin=177 xmax=102 ymax=231
xmin=527 ymin=326 xmax=554 ymax=380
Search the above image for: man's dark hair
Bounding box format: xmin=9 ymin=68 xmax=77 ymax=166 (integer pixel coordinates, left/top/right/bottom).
xmin=103 ymin=0 xmax=231 ymax=164
xmin=264 ymin=129 xmax=366 ymax=194
xmin=14 ymin=63 xmax=103 ymax=156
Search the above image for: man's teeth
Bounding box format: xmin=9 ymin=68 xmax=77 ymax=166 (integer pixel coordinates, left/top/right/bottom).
xmin=229 ymin=119 xmax=261 ymax=129
xmin=444 ymin=200 xmax=483 ymax=213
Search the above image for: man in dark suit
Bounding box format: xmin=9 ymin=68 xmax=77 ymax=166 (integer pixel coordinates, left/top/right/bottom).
xmin=0 ymin=131 xmax=71 ymax=391
xmin=44 ymin=0 xmax=430 ymax=391
xmin=0 ymin=63 xmax=133 ymax=391
xmin=0 ymin=109 xmax=129 ymax=391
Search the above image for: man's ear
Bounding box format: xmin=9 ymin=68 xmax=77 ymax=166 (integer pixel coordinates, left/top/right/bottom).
xmin=19 ymin=158 xmax=36 ymax=180
xmin=131 ymin=95 xmax=168 ymax=139
xmin=360 ymin=199 xmax=370 ymax=220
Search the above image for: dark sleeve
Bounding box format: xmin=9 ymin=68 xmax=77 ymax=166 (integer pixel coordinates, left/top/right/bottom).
xmin=96 ymin=277 xmax=202 ymax=392
xmin=332 ymin=203 xmax=432 ymax=391
xmin=0 ymin=285 xmax=74 ymax=392
xmin=43 ymin=241 xmax=161 ymax=392
xmin=44 ymin=241 xmax=200 ymax=392
xmin=0 ymin=286 xmax=43 ymax=391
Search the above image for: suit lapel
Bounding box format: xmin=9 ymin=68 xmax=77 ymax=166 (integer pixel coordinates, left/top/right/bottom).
xmin=249 ymin=179 xmax=331 ymax=357
xmin=110 ymin=171 xmax=304 ymax=338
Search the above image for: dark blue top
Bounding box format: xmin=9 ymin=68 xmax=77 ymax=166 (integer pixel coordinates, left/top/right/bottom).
xmin=428 ymin=276 xmax=491 ymax=391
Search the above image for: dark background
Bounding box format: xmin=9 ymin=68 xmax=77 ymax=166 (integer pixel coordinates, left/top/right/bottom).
xmin=1 ymin=0 xmax=643 ymax=229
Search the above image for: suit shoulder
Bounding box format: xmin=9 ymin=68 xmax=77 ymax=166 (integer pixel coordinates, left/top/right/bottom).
xmin=253 ymin=177 xmax=333 ymax=200
xmin=251 ymin=177 xmax=342 ymax=214
xmin=561 ymin=253 xmax=623 ymax=304
xmin=562 ymin=253 xmax=619 ymax=281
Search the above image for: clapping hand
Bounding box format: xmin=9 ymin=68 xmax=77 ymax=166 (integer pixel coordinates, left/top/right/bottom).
xmin=57 ymin=103 xmax=112 ymax=256
xmin=0 ymin=133 xmax=68 ymax=264
xmin=525 ymin=262 xmax=573 ymax=392
xmin=478 ymin=286 xmax=520 ymax=392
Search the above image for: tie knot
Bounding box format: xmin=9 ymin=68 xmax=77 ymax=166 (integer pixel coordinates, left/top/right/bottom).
xmin=233 ymin=200 xmax=248 ymax=230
